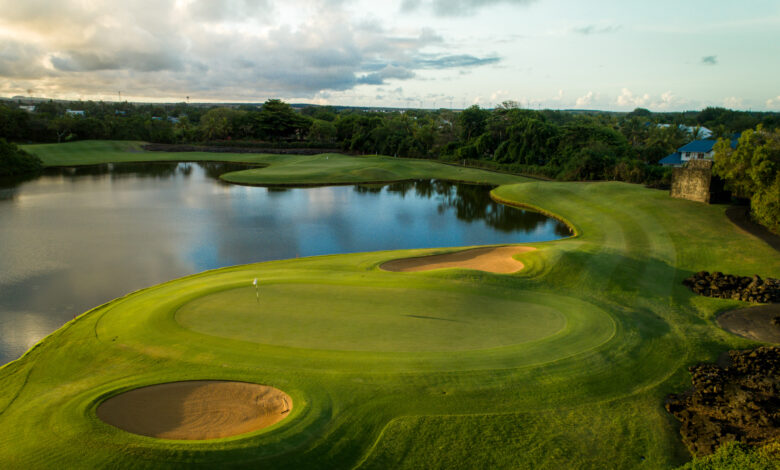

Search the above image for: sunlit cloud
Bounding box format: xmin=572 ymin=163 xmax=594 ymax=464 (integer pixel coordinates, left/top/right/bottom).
xmin=616 ymin=88 xmax=650 ymax=108
xmin=0 ymin=0 xmax=501 ymax=101
xmin=575 ymin=91 xmax=594 ymax=107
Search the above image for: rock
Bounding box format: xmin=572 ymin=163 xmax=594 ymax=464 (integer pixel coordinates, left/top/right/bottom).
xmin=665 ymin=347 xmax=780 ymax=457
xmin=683 ymin=271 xmax=780 ymax=304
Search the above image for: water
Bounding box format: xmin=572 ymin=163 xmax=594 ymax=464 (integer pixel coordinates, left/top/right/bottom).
xmin=0 ymin=162 xmax=569 ymax=364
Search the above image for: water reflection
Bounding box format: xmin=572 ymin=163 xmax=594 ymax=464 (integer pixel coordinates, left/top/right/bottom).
xmin=0 ymin=162 xmax=569 ymax=364
xmin=378 ymin=180 xmax=571 ymax=235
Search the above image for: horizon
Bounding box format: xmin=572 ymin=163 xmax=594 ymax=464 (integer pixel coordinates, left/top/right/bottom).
xmin=1 ymin=0 xmax=779 ymax=111
xmin=5 ymin=95 xmax=779 ymax=115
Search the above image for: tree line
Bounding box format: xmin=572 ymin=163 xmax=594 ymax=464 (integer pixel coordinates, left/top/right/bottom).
xmin=1 ymin=97 xmax=778 ymax=197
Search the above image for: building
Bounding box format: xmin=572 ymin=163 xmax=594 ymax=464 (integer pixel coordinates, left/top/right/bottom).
xmin=659 ymin=138 xmax=738 ymax=167
xmin=65 ymin=109 xmax=86 ymax=117
xmin=657 ymin=123 xmax=713 ymax=139
xmin=19 ymin=105 xmax=35 ymax=112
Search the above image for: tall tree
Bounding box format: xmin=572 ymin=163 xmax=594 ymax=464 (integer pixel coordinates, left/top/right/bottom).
xmin=714 ymin=126 xmax=780 ymax=233
xmin=256 ymin=99 xmax=311 ymax=141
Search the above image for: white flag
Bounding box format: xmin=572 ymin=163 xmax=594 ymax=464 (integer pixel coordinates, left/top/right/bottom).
xmin=253 ymin=278 xmax=258 ymax=287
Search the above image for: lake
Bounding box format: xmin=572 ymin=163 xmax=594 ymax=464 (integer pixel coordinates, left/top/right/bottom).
xmin=0 ymin=162 xmax=569 ymax=364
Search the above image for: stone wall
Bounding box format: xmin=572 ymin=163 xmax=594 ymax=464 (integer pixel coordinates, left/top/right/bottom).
xmin=671 ymin=159 xmax=714 ymax=203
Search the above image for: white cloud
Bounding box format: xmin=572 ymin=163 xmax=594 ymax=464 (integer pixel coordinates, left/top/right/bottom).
xmin=575 ymin=91 xmax=594 ymax=107
xmin=765 ymin=95 xmax=780 ymax=109
xmin=650 ymin=91 xmax=685 ymax=110
xmin=616 ymin=88 xmax=650 ymax=108
xmin=723 ymin=96 xmax=743 ymax=109
xmin=490 ymin=89 xmax=510 ymax=101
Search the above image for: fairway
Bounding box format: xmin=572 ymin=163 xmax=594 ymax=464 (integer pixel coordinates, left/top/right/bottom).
xmin=2 ymin=142 xmax=779 ymax=469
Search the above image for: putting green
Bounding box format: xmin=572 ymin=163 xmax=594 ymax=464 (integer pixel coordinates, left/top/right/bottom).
xmin=175 ymin=283 xmax=567 ymax=352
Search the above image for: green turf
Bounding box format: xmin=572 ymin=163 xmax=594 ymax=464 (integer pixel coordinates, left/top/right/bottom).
xmin=2 ymin=142 xmax=779 ymax=469
xmin=23 ymin=140 xmax=527 ymax=186
xmin=175 ymin=284 xmax=568 ymax=352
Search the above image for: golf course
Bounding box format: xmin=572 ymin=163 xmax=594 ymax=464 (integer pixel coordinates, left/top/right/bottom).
xmin=0 ymin=141 xmax=777 ymax=468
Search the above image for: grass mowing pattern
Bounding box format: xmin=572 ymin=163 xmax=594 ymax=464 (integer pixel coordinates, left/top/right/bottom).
xmin=175 ymin=284 xmax=568 ymax=352
xmin=2 ymin=142 xmax=779 ymax=468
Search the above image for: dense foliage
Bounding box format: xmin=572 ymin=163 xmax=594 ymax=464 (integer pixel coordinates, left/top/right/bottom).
xmin=677 ymin=442 xmax=780 ymax=470
xmin=0 ymin=138 xmax=42 ymax=176
xmin=2 ymin=98 xmax=778 ymax=188
xmin=714 ymin=126 xmax=780 ymax=234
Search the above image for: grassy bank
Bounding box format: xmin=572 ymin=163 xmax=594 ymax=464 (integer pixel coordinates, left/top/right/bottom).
xmin=23 ymin=140 xmax=526 ymax=186
xmin=3 ymin=141 xmax=779 ymax=468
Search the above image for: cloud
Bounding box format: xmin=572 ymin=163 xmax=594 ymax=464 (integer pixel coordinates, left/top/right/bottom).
xmin=401 ymin=0 xmax=537 ymax=17
xmin=701 ymin=55 xmax=718 ymax=65
xmin=616 ymin=88 xmax=650 ymax=107
xmin=187 ymin=0 xmax=274 ymax=23
xmin=0 ymin=0 xmax=501 ymax=100
xmin=572 ymin=24 xmax=621 ymax=35
xmin=357 ymin=65 xmax=416 ymax=85
xmin=575 ymin=91 xmax=594 ymax=107
xmin=652 ymin=91 xmax=683 ymax=110
xmin=767 ymin=95 xmax=780 ymax=108
xmin=412 ymin=54 xmax=500 ymax=68
xmin=723 ymin=96 xmax=743 ymax=109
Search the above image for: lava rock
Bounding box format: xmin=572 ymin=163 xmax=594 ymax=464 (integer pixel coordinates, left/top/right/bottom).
xmin=665 ymin=346 xmax=780 ymax=457
xmin=682 ymin=271 xmax=780 ymax=304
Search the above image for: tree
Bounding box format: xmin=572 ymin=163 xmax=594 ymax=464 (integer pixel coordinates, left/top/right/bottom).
xmin=49 ymin=116 xmax=76 ymax=143
xmin=198 ymin=107 xmax=245 ymax=140
xmin=458 ymin=105 xmax=490 ymax=141
xmin=256 ymin=99 xmax=311 ymax=141
xmin=714 ymin=126 xmax=780 ymax=233
xmin=308 ymin=119 xmax=337 ymax=143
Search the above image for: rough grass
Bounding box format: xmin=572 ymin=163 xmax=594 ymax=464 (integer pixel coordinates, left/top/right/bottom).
xmin=2 ymin=142 xmax=779 ymax=469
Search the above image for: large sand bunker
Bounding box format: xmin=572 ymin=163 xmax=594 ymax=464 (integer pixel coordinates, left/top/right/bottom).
xmin=717 ymin=304 xmax=780 ymax=343
xmin=380 ymin=246 xmax=535 ymax=274
xmin=97 ymin=380 xmax=292 ymax=440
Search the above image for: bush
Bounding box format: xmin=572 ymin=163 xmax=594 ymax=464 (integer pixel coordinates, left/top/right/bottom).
xmin=677 ymin=441 xmax=780 ymax=470
xmin=0 ymin=139 xmax=43 ymax=177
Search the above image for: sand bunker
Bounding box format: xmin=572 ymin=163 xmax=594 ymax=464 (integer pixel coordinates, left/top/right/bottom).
xmin=97 ymin=380 xmax=292 ymax=440
xmin=717 ymin=304 xmax=780 ymax=343
xmin=380 ymin=246 xmax=535 ymax=274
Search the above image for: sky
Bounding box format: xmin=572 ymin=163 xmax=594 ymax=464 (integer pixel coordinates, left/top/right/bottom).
xmin=0 ymin=0 xmax=779 ymax=111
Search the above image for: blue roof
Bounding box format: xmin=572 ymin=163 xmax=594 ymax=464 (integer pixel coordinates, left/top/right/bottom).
xmin=678 ymin=139 xmax=716 ymax=153
xmin=659 ymin=152 xmax=682 ymax=166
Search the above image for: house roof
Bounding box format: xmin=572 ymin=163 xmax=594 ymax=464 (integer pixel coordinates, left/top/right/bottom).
xmin=678 ymin=139 xmax=716 ymax=153
xmin=659 ymin=152 xmax=682 ymax=166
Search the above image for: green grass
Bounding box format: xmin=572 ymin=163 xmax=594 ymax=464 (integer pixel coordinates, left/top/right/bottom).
xmin=23 ymin=140 xmax=527 ymax=186
xmin=176 ymin=284 xmax=570 ymax=352
xmin=2 ymin=141 xmax=779 ymax=469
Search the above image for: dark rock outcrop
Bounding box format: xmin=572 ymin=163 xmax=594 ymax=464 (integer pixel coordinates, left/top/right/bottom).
xmin=683 ymin=271 xmax=780 ymax=304
xmin=665 ymin=347 xmax=780 ymax=457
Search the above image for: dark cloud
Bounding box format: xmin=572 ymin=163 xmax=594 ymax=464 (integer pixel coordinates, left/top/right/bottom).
xmin=357 ymin=66 xmax=416 ymax=85
xmin=701 ymin=55 xmax=717 ymax=65
xmin=413 ymin=54 xmax=500 ymax=68
xmin=573 ymin=24 xmax=621 ymax=35
xmin=402 ymin=0 xmax=537 ymax=17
